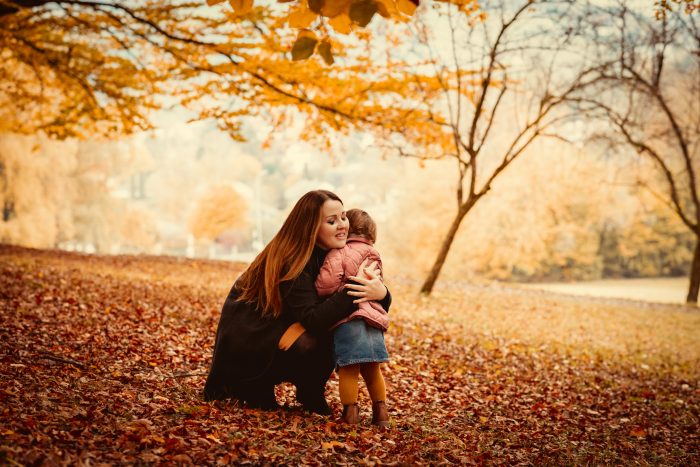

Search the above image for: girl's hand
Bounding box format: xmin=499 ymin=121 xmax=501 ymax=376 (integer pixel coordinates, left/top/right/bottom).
xmin=346 ymin=262 xmax=387 ymax=304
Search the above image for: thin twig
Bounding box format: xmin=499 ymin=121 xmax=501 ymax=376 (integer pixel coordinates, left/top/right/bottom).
xmin=166 ymin=371 xmax=207 ymax=379
xmin=37 ymin=351 xmax=86 ymax=369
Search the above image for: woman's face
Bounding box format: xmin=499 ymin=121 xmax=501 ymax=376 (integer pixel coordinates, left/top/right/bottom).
xmin=316 ymin=199 xmax=348 ymax=250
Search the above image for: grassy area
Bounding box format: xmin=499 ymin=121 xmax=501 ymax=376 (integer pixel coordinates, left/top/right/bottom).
xmin=519 ymin=277 xmax=687 ymax=304
xmin=391 ymin=280 xmax=700 ymax=378
xmin=1 ymin=245 xmax=698 ymax=464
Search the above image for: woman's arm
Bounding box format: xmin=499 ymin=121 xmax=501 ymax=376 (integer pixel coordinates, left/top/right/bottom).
xmin=281 ymin=272 xmax=356 ymax=335
xmin=379 ymin=286 xmax=392 ymax=311
xmin=345 ymin=262 xmax=388 ymax=304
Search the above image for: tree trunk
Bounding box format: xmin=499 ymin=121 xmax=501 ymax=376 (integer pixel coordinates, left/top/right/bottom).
xmin=686 ymin=236 xmax=700 ymax=304
xmin=420 ymin=205 xmax=471 ymax=295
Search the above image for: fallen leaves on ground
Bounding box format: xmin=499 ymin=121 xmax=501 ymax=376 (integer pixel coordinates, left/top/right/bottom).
xmin=1 ymin=245 xmax=698 ymax=464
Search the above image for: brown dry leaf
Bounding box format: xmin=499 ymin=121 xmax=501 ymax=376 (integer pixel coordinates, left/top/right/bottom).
xmin=321 ymin=440 xmax=345 ymax=450
xmin=318 ymin=40 xmax=334 ymax=65
xmin=291 ymin=30 xmax=319 ymax=61
xmin=321 ymin=0 xmax=352 ymax=17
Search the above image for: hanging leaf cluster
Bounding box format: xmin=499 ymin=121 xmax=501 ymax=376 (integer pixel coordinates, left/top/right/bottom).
xmin=208 ymin=0 xmax=421 ymax=64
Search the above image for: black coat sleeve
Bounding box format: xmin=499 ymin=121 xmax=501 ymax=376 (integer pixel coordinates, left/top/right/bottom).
xmin=379 ymin=287 xmax=392 ymax=312
xmin=280 ymin=271 xmax=357 ymax=335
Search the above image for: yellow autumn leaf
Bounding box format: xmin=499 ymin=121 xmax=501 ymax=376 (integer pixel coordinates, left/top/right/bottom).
xmin=206 ymin=0 xmax=226 ymax=5
xmin=288 ymin=6 xmax=318 ymax=28
xmin=375 ymin=0 xmax=397 ymax=18
xmin=329 ymin=13 xmax=352 ymax=34
xmin=396 ymin=0 xmax=417 ymax=16
xmin=229 ymin=0 xmax=254 ymax=15
xmin=321 ymin=0 xmax=352 ymax=18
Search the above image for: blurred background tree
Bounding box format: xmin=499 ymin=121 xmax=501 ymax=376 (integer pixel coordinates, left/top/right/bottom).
xmin=347 ymin=0 xmax=604 ymax=293
xmin=569 ymin=1 xmax=700 ymax=302
xmin=188 ymin=185 xmax=248 ymax=241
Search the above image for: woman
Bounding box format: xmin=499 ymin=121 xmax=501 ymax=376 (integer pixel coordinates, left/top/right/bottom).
xmin=203 ymin=190 xmax=391 ymax=415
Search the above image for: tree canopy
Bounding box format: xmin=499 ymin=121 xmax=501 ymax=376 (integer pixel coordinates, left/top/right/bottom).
xmin=0 ymin=0 xmax=479 ymax=140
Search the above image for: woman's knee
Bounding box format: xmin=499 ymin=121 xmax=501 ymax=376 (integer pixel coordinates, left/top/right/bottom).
xmin=288 ymin=332 xmax=318 ymax=355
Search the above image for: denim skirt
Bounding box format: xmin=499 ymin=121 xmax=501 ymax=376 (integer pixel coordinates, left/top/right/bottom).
xmin=333 ymin=319 xmax=389 ymax=367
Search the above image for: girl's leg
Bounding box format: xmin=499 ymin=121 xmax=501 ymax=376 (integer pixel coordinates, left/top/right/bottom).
xmin=338 ymin=364 xmax=361 ymax=405
xmin=360 ymin=363 xmax=389 ymax=427
xmin=338 ymin=364 xmax=361 ymax=424
xmin=359 ymin=363 xmax=386 ymax=402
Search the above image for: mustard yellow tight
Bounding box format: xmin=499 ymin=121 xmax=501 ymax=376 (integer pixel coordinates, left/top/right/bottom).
xmin=338 ymin=363 xmax=386 ymax=405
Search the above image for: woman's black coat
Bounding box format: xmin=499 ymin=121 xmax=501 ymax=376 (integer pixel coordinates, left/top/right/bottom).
xmin=203 ymin=246 xmax=391 ymax=401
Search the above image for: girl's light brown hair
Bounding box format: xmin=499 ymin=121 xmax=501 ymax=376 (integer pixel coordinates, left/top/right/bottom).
xmin=235 ymin=189 xmax=342 ymax=318
xmin=347 ymin=209 xmax=377 ymax=243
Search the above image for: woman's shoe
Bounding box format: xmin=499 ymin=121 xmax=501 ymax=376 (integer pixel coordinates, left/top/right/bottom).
xmin=247 ymin=397 xmax=280 ymax=411
xmin=244 ymin=386 xmax=280 ymax=411
xmin=297 ymin=389 xmax=332 ymax=415
xmin=371 ymin=401 xmax=390 ymax=427
xmin=301 ymin=397 xmax=333 ymax=415
xmin=341 ymin=404 xmax=360 ymax=424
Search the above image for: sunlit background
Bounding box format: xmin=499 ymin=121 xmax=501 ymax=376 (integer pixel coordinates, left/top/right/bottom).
xmin=0 ymin=0 xmax=694 ymax=304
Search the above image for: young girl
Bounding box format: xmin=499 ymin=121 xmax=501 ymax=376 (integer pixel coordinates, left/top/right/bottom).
xmin=315 ymin=209 xmax=390 ymax=427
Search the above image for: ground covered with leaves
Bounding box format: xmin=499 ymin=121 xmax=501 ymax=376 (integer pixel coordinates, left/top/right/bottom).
xmin=1 ymin=245 xmax=698 ymax=464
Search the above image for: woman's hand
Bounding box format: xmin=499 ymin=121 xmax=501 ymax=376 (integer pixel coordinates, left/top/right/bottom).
xmin=356 ymin=258 xmax=380 ymax=280
xmin=346 ymin=259 xmax=387 ymax=304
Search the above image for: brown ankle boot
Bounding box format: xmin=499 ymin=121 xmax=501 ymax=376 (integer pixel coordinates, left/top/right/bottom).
xmin=341 ymin=404 xmax=360 ymax=424
xmin=371 ymin=401 xmax=390 ymax=427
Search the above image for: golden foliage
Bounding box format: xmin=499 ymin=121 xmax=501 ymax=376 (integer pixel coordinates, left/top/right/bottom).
xmin=655 ymin=0 xmax=699 ymax=17
xmin=0 ymin=0 xmax=478 ymax=143
xmin=0 ymin=2 xmax=197 ymax=138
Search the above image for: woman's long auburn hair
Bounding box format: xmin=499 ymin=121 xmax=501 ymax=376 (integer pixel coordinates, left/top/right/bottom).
xmin=235 ymin=189 xmax=342 ymax=318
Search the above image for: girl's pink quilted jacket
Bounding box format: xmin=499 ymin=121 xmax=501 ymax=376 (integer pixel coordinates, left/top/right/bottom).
xmin=315 ymin=237 xmax=389 ymax=332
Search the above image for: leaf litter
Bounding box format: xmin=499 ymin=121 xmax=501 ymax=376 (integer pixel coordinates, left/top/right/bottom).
xmin=1 ymin=245 xmax=698 ymax=464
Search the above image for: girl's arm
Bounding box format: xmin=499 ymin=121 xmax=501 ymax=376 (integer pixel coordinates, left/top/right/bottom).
xmin=314 ymin=249 xmax=345 ymax=297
